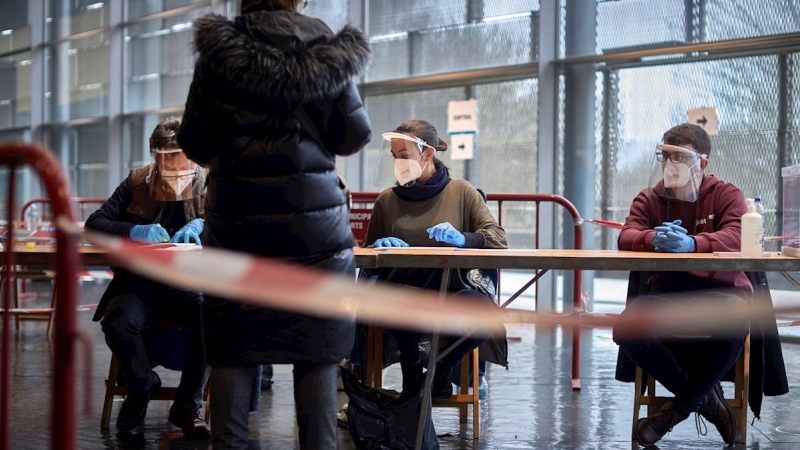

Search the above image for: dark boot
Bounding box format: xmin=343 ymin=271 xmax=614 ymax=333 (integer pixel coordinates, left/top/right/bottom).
xmin=261 ymin=364 xmax=274 ymax=390
xmin=116 ymin=372 xmax=161 ymax=432
xmin=635 ymin=400 xmax=689 ymax=446
xmin=168 ymin=405 xmax=212 ymax=440
xmin=698 ymin=383 xmax=736 ymax=446
xmin=432 ymin=363 xmax=454 ymax=403
xmin=400 ymin=361 xmax=423 ymax=393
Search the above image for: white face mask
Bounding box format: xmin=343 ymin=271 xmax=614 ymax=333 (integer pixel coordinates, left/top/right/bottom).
xmin=663 ymin=160 xmax=701 ymax=188
xmin=161 ymin=169 xmax=195 ymax=196
xmin=394 ymin=157 xmax=424 ymax=186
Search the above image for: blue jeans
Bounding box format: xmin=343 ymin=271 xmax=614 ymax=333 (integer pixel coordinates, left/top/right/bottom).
xmin=612 ymin=288 xmax=748 ymax=413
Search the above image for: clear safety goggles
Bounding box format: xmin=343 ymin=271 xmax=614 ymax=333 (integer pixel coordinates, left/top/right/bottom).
xmin=647 ymin=144 xmax=707 ymax=203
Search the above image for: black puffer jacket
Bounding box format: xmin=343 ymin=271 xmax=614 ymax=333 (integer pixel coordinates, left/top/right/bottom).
xmin=177 ymin=10 xmax=371 ymax=366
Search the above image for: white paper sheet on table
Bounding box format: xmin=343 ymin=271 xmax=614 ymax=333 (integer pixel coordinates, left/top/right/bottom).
xmin=153 ymin=243 xmax=202 ymax=251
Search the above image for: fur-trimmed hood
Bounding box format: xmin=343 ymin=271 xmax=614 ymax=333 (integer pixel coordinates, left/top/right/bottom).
xmin=193 ymin=11 xmax=371 ymax=104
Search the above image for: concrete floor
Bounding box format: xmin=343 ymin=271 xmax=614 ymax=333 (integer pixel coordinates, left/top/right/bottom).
xmin=4 ymin=282 xmax=800 ymax=450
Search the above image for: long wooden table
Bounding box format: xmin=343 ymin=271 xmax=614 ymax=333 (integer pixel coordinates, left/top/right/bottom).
xmin=5 ymin=245 xmax=800 ymax=387
xmin=7 ymin=245 xmax=800 ymax=272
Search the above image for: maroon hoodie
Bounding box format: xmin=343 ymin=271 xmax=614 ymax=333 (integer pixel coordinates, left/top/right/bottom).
xmin=618 ymin=174 xmax=753 ymax=293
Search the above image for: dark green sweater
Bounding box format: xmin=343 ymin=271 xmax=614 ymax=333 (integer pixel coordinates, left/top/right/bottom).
xmin=363 ymin=179 xmax=507 ymax=291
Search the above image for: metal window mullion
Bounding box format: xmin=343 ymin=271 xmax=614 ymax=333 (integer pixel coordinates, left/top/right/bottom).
xmin=43 ymin=26 xmax=107 ymax=46
xmin=463 ymin=85 xmax=473 ymax=183
xmin=107 ymin=0 xmax=124 ymax=193
xmin=536 ymin=0 xmax=559 ymax=313
xmin=600 ymin=69 xmax=612 ymax=251
xmin=29 ymin=0 xmax=46 ymax=202
xmin=122 ymin=1 xmax=214 ymax=26
xmin=407 ymin=30 xmax=418 ymax=77
xmin=0 ymin=47 xmax=33 ymax=60
xmin=778 ymin=53 xmax=790 ymax=238
xmin=347 ymin=0 xmax=366 ymax=190
xmin=466 ymin=0 xmax=482 ymax=23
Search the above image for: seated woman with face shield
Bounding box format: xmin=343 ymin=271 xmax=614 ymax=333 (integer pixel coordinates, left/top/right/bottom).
xmin=364 ymin=119 xmax=508 ymax=401
xmin=84 ymin=117 xmax=211 ymax=439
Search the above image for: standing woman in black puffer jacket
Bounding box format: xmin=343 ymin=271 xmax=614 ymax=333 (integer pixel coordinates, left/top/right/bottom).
xmin=177 ymin=0 xmax=371 ymax=447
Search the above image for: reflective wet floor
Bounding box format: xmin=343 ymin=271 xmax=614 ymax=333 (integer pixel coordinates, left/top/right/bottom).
xmin=5 ymin=282 xmax=800 ymax=449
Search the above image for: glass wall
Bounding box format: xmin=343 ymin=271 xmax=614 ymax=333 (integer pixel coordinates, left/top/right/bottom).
xmin=0 ymin=0 xmax=352 ymax=200
xmin=0 ymin=0 xmax=31 ymax=54
xmin=0 ymin=51 xmax=32 ymax=128
xmin=44 ymin=32 xmax=109 ymax=122
xmin=44 ymin=121 xmax=109 ymax=197
xmin=45 ymin=0 xmax=108 ymax=41
xmin=367 ymin=0 xmax=539 ymax=82
xmin=1 ymin=0 xmax=797 ymax=258
xmin=124 ymin=6 xmax=211 ymax=112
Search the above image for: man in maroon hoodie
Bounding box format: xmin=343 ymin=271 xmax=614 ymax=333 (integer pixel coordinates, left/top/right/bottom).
xmin=612 ymin=124 xmax=750 ymax=447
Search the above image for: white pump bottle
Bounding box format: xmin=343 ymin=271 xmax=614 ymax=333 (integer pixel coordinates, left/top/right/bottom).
xmin=741 ymin=198 xmax=763 ymax=257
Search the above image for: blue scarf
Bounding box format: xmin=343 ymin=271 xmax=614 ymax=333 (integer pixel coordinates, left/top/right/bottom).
xmin=392 ymin=163 xmax=450 ymax=202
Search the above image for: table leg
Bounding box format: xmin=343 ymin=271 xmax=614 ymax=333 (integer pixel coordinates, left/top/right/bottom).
xmin=414 ymin=268 xmax=451 ymax=450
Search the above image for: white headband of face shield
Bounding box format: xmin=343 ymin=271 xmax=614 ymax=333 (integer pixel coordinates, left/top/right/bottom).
xmin=153 ymin=148 xmax=182 ymax=154
xmin=381 ymin=132 xmax=436 ymax=152
xmin=656 ymin=144 xmax=708 ymax=161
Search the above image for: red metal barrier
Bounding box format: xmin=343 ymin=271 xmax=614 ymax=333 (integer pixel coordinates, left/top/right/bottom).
xmin=351 ymin=191 xmax=585 ymax=387
xmin=0 ymin=143 xmax=81 ymax=450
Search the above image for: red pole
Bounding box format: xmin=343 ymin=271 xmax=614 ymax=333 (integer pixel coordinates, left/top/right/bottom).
xmin=0 ymin=144 xmax=79 ymax=450
xmin=1 ymin=167 xmax=17 ymax=450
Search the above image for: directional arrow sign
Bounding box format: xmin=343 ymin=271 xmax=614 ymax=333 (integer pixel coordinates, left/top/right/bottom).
xmin=450 ymin=133 xmax=474 ymax=160
xmin=688 ymin=107 xmax=718 ymax=135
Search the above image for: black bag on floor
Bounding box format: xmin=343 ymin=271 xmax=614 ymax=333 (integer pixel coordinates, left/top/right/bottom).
xmin=341 ymin=367 xmax=440 ymax=450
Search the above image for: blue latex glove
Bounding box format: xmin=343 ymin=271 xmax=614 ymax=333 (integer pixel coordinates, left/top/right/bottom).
xmin=170 ymin=218 xmax=204 ymax=245
xmin=426 ymin=222 xmax=467 ymax=247
xmin=654 ymin=219 xmax=688 ymax=236
xmin=372 ymin=237 xmax=409 ymax=248
xmin=129 ymin=224 xmax=170 ymax=244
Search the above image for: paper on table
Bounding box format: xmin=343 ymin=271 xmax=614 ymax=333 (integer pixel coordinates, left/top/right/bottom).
xmin=149 ymin=243 xmax=201 ymax=251
xmin=713 ymin=251 xmax=778 ymax=257
xmin=371 ymin=246 xmax=535 ymax=252
xmin=372 ymin=246 xmax=459 ymax=251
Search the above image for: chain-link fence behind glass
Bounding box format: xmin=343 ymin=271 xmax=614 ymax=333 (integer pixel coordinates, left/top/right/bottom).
xmin=791 ymin=53 xmax=800 ymax=167
xmin=604 ymin=56 xmax=782 ymax=250
xmin=367 ymin=0 xmax=539 ymax=82
xmin=362 ymin=88 xmax=467 ymax=192
xmin=473 ymin=79 xmax=538 ymax=249
xmin=361 ymin=79 xmax=539 ymax=249
xmin=597 ymin=0 xmax=800 ymax=51
xmin=305 ymin=0 xmax=349 ymax=33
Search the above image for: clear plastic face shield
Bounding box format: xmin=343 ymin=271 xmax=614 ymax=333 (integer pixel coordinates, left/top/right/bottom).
xmin=373 ymin=132 xmax=435 ymax=188
xmin=648 ymin=144 xmax=707 ymax=203
xmin=147 ymin=149 xmax=200 ymax=201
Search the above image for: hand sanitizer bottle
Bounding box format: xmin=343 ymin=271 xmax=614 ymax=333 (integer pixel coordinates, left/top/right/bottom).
xmin=741 ymin=198 xmax=763 ymax=257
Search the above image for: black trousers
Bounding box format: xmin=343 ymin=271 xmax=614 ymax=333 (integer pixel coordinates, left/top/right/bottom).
xmin=612 ymin=288 xmax=748 ymax=413
xmin=392 ymin=288 xmax=493 ymax=368
xmin=100 ymin=279 xmax=209 ymax=411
